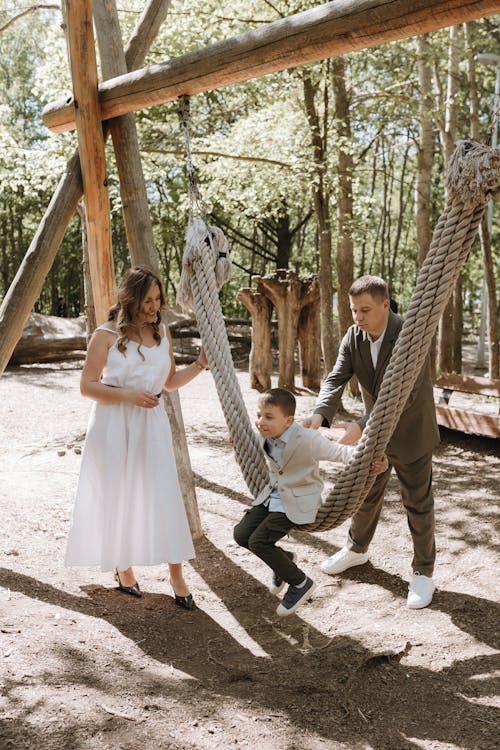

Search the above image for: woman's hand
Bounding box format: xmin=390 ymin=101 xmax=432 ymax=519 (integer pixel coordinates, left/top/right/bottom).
xmin=129 ymin=390 xmax=160 ymax=408
xmin=197 ymin=347 xmax=209 ymax=369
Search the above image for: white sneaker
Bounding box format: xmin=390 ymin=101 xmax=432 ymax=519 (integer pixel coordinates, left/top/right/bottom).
xmin=407 ymin=573 xmax=435 ymax=609
xmin=321 ymin=547 xmax=370 ymax=575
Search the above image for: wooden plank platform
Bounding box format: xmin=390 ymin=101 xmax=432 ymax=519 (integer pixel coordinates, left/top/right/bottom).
xmin=434 ymin=373 xmax=500 ymax=439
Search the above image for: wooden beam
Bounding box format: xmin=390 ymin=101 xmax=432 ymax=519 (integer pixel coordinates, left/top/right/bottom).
xmin=43 ymin=0 xmax=499 ymax=133
xmin=64 ymin=0 xmax=114 ymax=325
xmin=0 ymin=0 xmax=172 ymax=376
xmin=93 ymin=0 xmax=203 ymax=540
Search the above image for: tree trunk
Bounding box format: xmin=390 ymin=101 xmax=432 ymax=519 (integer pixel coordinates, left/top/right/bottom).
xmin=236 ymin=286 xmax=273 ymax=392
xmin=331 ymin=57 xmax=354 ymax=337
xmin=465 ymin=22 xmax=499 ymax=378
xmin=302 ymin=74 xmax=336 ymax=372
xmin=416 ymin=34 xmax=437 ymax=377
xmin=437 ymin=25 xmax=462 ymax=373
xmin=479 ymin=217 xmax=500 ymax=378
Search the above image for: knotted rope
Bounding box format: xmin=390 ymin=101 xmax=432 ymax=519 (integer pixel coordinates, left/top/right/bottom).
xmin=177 ymin=134 xmax=499 ymax=529
xmin=304 ymin=140 xmax=500 ymax=530
xmin=177 ymin=218 xmax=270 ymax=498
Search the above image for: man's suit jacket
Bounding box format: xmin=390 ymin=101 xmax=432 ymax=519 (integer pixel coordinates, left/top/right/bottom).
xmin=253 ymin=422 xmax=354 ymax=524
xmin=314 ymin=310 xmax=440 ymax=464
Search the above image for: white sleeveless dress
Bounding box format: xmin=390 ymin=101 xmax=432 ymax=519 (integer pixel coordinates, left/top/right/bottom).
xmin=65 ymin=325 xmax=195 ymax=571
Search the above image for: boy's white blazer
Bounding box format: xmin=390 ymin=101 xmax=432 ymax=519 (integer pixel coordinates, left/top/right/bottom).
xmin=253 ymin=422 xmax=354 ymax=524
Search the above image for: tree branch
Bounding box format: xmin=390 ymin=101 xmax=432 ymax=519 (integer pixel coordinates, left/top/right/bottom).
xmin=0 ymin=4 xmax=59 ymax=34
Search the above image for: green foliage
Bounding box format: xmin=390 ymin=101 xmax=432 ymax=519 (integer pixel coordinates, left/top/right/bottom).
xmin=0 ymin=0 xmax=498 ymax=332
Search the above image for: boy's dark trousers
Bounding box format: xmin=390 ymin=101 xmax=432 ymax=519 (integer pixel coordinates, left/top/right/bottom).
xmin=233 ymin=504 xmax=305 ymax=586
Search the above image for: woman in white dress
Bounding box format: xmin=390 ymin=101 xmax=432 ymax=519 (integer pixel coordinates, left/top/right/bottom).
xmin=65 ymin=267 xmax=207 ymax=609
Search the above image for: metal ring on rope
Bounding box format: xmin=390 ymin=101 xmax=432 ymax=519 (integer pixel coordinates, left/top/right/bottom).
xmin=175 ymin=113 xmax=500 ymax=531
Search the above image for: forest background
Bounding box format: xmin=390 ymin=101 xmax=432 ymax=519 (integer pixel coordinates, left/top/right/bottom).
xmin=0 ymin=0 xmax=499 ymax=377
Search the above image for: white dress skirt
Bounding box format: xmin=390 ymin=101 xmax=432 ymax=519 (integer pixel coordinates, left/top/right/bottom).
xmin=65 ymin=326 xmax=195 ymax=572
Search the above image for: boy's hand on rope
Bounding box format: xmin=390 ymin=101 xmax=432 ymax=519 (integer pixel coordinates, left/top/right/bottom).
xmin=371 ymin=454 xmax=389 ymax=475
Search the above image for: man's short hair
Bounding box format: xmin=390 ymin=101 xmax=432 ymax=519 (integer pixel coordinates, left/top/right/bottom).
xmin=349 ymin=275 xmax=389 ymax=301
xmin=258 ymin=388 xmax=296 ymax=417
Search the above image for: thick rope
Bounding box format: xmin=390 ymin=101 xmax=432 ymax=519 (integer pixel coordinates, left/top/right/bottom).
xmin=177 ymin=218 xmax=270 ymax=498
xmin=302 ymin=140 xmax=500 ymax=531
xmin=178 ymin=139 xmax=499 ymax=530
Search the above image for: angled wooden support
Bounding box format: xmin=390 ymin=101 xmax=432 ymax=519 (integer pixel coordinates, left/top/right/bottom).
xmin=0 ymin=0 xmax=172 ymax=375
xmin=64 ymin=0 xmax=114 ymax=324
xmin=43 ymin=0 xmax=499 ymax=133
xmin=92 ymin=0 xmax=157 ymax=270
xmin=93 ymin=0 xmax=203 ymax=539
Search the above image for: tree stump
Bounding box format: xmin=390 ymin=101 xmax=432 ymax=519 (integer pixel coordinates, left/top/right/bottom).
xmin=252 ymin=270 xmax=320 ymax=391
xmin=236 ymin=285 xmax=273 ymax=392
xmin=297 ymin=275 xmax=321 ymax=390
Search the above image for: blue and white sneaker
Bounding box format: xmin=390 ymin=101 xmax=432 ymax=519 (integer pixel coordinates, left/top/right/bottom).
xmin=270 ymin=550 xmax=296 ymax=595
xmin=276 ymin=577 xmax=316 ymax=617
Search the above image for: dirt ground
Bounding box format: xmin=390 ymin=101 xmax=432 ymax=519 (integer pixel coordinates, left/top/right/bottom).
xmin=0 ymin=359 xmax=498 ymax=750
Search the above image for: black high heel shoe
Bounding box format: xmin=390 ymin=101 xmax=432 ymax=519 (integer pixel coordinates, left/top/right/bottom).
xmin=114 ymin=568 xmax=142 ymax=598
xmin=174 ymin=592 xmax=196 ymax=610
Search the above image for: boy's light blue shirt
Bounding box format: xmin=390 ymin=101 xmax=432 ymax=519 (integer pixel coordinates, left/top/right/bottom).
xmin=263 ymin=424 xmax=294 ymax=514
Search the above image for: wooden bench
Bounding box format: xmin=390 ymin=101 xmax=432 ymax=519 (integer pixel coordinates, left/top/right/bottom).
xmin=434 ymin=373 xmax=500 ymax=439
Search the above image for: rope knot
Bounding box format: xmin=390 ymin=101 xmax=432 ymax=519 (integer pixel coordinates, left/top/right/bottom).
xmin=176 ymin=219 xmax=232 ymax=311
xmin=446 ymin=140 xmax=500 ymax=204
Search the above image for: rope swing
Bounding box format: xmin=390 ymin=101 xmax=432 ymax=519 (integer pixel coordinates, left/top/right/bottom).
xmin=175 ymin=94 xmax=500 ymax=531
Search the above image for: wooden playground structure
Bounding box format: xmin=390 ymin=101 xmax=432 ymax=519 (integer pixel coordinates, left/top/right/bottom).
xmin=0 ymin=0 xmax=499 ymax=533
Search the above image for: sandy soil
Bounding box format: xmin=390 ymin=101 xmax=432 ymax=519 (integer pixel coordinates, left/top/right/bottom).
xmin=0 ymin=360 xmax=498 ymax=750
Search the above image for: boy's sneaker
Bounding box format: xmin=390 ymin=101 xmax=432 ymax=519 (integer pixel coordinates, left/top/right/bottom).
xmin=270 ymin=550 xmax=296 ymax=595
xmin=276 ymin=577 xmax=316 ymax=617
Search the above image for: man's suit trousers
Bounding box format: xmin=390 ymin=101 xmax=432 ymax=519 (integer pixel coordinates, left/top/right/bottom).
xmin=346 ymin=450 xmax=436 ymax=576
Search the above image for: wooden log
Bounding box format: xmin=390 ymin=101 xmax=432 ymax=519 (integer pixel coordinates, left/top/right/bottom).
xmin=43 ymin=0 xmax=499 ymax=133
xmin=435 ymin=372 xmax=500 ymax=397
xmin=93 ymin=0 xmax=202 ymax=539
xmin=236 ymin=286 xmax=273 ymax=392
xmin=9 ymin=313 xmax=86 ymax=365
xmin=297 ymin=276 xmax=321 ymax=390
xmin=0 ymin=0 xmax=172 ymax=377
xmin=64 ymin=0 xmax=114 ymax=325
xmin=93 ymin=1 xmax=158 ymax=271
xmin=254 ymin=270 xmax=304 ymax=391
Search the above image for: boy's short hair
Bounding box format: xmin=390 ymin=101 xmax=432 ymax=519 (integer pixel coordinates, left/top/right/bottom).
xmin=349 ymin=275 xmax=389 ymax=301
xmin=258 ymin=388 xmax=296 ymax=417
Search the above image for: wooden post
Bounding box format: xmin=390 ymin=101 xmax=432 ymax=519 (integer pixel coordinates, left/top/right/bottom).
xmin=236 ymin=285 xmax=273 ymax=392
xmin=92 ymin=0 xmax=158 ymax=271
xmin=63 ymin=0 xmax=114 ymax=325
xmin=254 ymin=270 xmax=305 ymax=391
xmin=0 ymin=0 xmax=171 ymax=376
xmin=43 ymin=0 xmax=500 ymax=133
xmin=297 ymin=275 xmax=321 ymax=391
xmin=92 ymin=0 xmax=202 ymax=538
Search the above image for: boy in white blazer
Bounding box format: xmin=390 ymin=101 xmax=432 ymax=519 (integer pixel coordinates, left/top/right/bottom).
xmin=233 ymin=388 xmax=387 ymax=617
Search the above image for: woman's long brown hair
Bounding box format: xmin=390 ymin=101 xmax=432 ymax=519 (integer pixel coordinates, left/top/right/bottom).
xmin=108 ymin=267 xmax=166 ymax=359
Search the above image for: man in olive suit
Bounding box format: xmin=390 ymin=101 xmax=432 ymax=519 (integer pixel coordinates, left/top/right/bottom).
xmin=303 ymin=275 xmax=439 ymax=608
